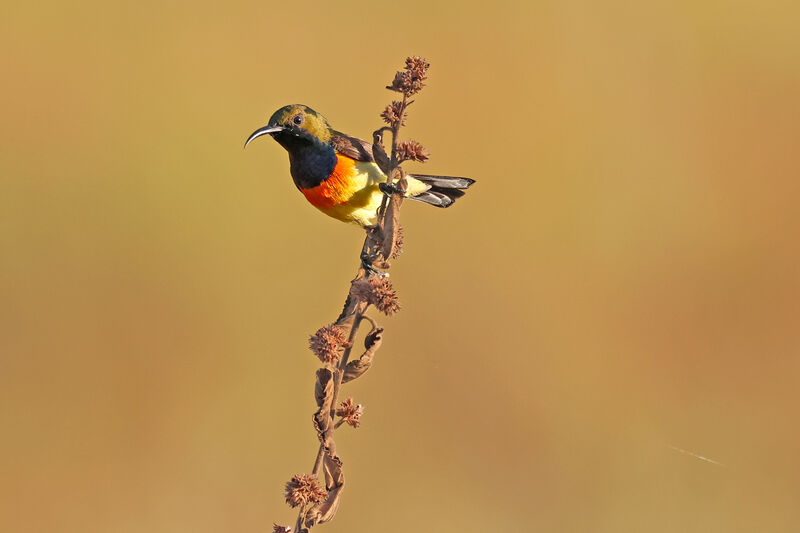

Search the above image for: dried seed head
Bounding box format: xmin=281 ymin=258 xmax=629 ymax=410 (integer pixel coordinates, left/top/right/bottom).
xmin=273 ymin=525 xmax=292 ymax=533
xmin=336 ymin=397 xmax=364 ymax=428
xmin=405 ymin=56 xmax=430 ymax=78
xmin=387 ymin=56 xmax=429 ymax=96
xmin=397 ymin=140 xmax=430 ymax=163
xmin=284 ymin=474 xmax=327 ymax=508
xmin=352 ymin=277 xmax=400 ymax=315
xmin=369 ymin=277 xmax=400 ymax=315
xmin=309 ymin=324 xmax=351 ymax=364
xmin=380 ymin=100 xmax=407 ymax=128
xmin=386 ymin=71 xmax=411 ymax=95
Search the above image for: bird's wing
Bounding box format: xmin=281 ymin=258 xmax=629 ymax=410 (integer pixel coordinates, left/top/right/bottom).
xmin=331 ymin=131 xmax=375 ymax=163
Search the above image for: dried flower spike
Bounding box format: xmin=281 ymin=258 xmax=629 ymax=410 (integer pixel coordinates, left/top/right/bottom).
xmin=273 ymin=525 xmax=292 ymax=533
xmin=386 ymin=71 xmax=411 ymax=95
xmin=336 ymin=398 xmax=364 ymax=428
xmin=380 ymin=100 xmax=407 ymax=128
xmin=309 ymin=324 xmax=351 ymax=364
xmin=396 ymin=140 xmax=429 ymax=163
xmin=386 ymin=56 xmax=429 ymax=96
xmin=405 ymin=56 xmax=430 ymax=78
xmin=285 ymin=474 xmax=327 ymax=508
xmin=352 ymin=276 xmax=400 ymax=315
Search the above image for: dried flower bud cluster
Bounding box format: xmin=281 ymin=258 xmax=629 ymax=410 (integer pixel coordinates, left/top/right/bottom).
xmin=405 ymin=55 xmax=430 ymax=74
xmin=352 ymin=276 xmax=400 ymax=315
xmin=273 ymin=525 xmax=292 ymax=533
xmin=309 ymin=324 xmax=351 ymax=364
xmin=336 ymin=398 xmax=364 ymax=428
xmin=381 ymin=100 xmax=407 ymax=128
xmin=284 ymin=474 xmax=327 ymax=508
xmin=387 ymin=56 xmax=429 ymax=97
xmin=396 ymin=140 xmax=430 ymax=163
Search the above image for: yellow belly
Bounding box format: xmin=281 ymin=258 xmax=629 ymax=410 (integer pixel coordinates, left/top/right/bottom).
xmin=309 ymin=160 xmax=429 ymax=227
xmin=319 ymin=184 xmax=385 ymax=226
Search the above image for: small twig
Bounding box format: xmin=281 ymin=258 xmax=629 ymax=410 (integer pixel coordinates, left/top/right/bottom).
xmin=666 ymin=444 xmax=725 ymax=467
xmin=330 ymin=312 xmax=365 ymax=419
xmin=310 ymin=446 xmax=324 ymax=478
xmin=390 ymin=94 xmax=408 ymax=168
xmin=359 ymin=314 xmax=377 ymax=331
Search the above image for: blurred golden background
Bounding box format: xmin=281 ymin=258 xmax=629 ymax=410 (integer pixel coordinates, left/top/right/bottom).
xmin=2 ymin=1 xmax=799 ymax=531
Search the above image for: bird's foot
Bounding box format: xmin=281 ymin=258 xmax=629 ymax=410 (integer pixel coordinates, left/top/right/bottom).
xmin=360 ymin=251 xmax=386 ymax=277
xmin=379 ymin=182 xmax=404 ymax=196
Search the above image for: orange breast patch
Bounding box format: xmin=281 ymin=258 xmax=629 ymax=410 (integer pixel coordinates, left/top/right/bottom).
xmin=300 ymin=154 xmax=358 ymax=209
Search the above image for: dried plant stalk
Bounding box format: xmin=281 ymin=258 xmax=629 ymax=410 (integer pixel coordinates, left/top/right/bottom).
xmin=275 ymin=57 xmax=432 ymax=533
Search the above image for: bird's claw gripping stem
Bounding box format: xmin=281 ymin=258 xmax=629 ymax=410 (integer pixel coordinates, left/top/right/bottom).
xmin=360 ymin=251 xmax=385 ymax=277
xmin=379 ymin=182 xmax=404 ymax=196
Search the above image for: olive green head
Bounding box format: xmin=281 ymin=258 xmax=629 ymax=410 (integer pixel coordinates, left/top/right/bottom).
xmin=245 ymin=104 xmax=333 ymax=148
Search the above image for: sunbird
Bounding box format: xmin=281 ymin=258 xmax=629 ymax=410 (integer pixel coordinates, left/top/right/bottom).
xmin=245 ymin=104 xmax=474 ymax=228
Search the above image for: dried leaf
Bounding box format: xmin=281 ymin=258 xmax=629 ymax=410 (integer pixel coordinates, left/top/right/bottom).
xmin=335 ymin=297 xmax=367 ymax=332
xmin=380 ymin=169 xmax=406 ymax=261
xmin=314 ymin=368 xmax=333 ymax=408
xmin=342 ymin=327 xmax=383 ymax=383
xmin=305 ymin=450 xmax=345 ymax=526
xmin=313 ymin=368 xmax=334 ymax=443
xmin=371 ymin=130 xmax=392 ymax=175
xmin=390 ymin=224 xmax=404 ymax=259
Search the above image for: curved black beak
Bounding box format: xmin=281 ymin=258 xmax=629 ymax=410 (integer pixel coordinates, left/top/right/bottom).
xmin=244 ymin=125 xmax=284 ymax=148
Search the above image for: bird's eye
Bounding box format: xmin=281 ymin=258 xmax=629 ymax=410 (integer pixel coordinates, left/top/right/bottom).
xmin=293 ymin=115 xmax=303 ymax=126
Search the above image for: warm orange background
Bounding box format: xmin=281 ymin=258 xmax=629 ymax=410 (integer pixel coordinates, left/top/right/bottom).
xmin=2 ymin=1 xmax=799 ymax=532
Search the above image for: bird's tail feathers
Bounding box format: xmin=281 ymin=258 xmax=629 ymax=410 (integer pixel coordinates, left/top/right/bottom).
xmin=410 ymin=174 xmax=475 ymax=189
xmin=407 ymin=174 xmax=475 ymax=208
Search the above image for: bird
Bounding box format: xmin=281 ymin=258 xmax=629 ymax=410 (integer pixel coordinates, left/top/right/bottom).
xmin=245 ymin=104 xmax=474 ymax=229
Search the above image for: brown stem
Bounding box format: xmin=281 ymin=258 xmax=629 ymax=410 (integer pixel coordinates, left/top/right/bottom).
xmin=369 ymin=100 xmax=405 ymax=264
xmin=389 ymin=94 xmax=407 ymax=168
xmin=300 ymin=203 xmax=396 ymax=531
xmin=331 ymin=311 xmax=365 ymax=415
xmin=311 ymin=445 xmax=324 ymax=478
xmin=360 ymin=314 xmax=377 ymax=331
xmin=294 ymin=503 xmax=308 ymax=533
xmin=301 ymin=306 xmax=366 ymax=530
xmin=294 ymin=65 xmax=414 ymax=531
